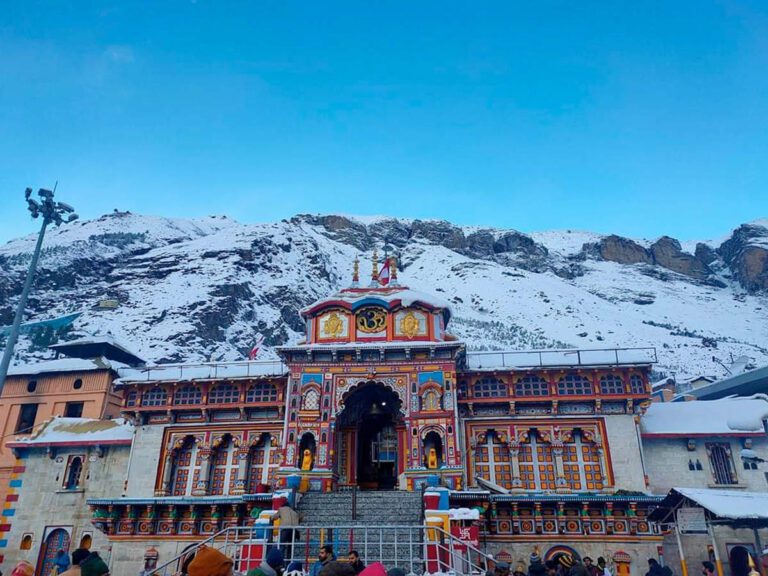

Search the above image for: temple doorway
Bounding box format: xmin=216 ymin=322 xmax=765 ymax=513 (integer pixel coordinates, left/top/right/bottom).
xmin=337 ymin=382 xmax=403 ymax=490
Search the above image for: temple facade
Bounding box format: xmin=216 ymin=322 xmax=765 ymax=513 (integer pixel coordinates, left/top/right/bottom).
xmin=72 ymin=256 xmax=663 ymax=573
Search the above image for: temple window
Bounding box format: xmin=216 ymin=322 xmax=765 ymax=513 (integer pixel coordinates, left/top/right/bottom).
xmin=209 ymin=383 xmax=239 ymax=404
xmin=174 ymin=385 xmax=202 ymax=405
xmin=142 ymin=387 xmax=168 ymax=407
xmin=64 ymin=455 xmax=84 ymax=490
xmin=210 ymin=435 xmax=238 ymax=495
xmin=707 ymin=442 xmax=737 ymax=485
xmin=599 ymin=374 xmax=625 ymax=395
xmin=557 ymin=374 xmax=593 ymax=395
xmin=474 ymin=430 xmax=512 ymax=489
xmin=302 ymin=388 xmax=320 ymax=411
xmin=518 ymin=430 xmax=556 ymax=490
xmin=562 ymin=430 xmax=604 ymax=490
xmin=125 ymin=390 xmax=138 ymax=407
xmin=629 ymin=374 xmax=646 ymax=394
xmin=514 ymin=375 xmax=549 ymax=397
xmin=247 ymin=434 xmax=277 ymax=492
xmin=473 ymin=377 xmax=508 ymax=398
xmin=171 ymin=437 xmax=200 ymax=496
xmin=421 ymin=388 xmax=441 ymax=411
xmin=246 ymin=382 xmax=278 ymax=403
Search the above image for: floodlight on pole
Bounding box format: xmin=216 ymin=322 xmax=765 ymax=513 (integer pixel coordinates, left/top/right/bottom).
xmin=0 ymin=187 xmax=79 ymax=394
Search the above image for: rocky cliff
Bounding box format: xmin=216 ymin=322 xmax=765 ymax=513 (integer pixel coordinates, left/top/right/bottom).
xmin=1 ymin=212 xmax=766 ymax=379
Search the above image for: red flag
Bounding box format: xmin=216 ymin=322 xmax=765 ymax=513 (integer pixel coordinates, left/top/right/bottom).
xmin=248 ymin=334 xmax=264 ymax=360
xmin=379 ymin=258 xmax=390 ymax=285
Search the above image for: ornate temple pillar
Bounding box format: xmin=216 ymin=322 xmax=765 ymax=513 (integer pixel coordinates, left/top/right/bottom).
xmin=232 ymin=446 xmax=250 ymax=495
xmin=157 ymin=452 xmax=175 ymax=496
xmin=192 ymin=447 xmax=213 ymax=496
xmin=553 ymin=442 xmax=567 ymax=488
xmin=509 ymin=442 xmax=523 ymax=488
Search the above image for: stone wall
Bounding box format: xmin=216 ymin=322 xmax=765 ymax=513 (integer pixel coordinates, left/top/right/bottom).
xmin=662 ymin=526 xmax=768 ymax=576
xmin=1 ymin=444 xmax=130 ymax=574
xmin=643 ymin=436 xmax=768 ymax=494
xmin=604 ymin=415 xmax=648 ymax=492
xmin=485 ymin=539 xmax=661 ymax=576
xmin=125 ymin=423 xmax=166 ymax=497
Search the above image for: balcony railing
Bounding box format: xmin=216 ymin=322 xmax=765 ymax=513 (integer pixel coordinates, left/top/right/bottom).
xmin=116 ymin=360 xmax=288 ymax=383
xmin=465 ymin=347 xmax=657 ymax=370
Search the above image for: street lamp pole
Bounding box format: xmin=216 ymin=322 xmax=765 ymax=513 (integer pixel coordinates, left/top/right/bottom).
xmin=0 ymin=187 xmax=78 ymax=395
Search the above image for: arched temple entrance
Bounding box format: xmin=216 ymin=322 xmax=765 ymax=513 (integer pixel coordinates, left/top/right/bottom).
xmin=337 ymin=382 xmax=403 ymax=490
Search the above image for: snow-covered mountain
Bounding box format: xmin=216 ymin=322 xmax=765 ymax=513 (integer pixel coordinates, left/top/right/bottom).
xmin=1 ymin=211 xmax=767 ymax=380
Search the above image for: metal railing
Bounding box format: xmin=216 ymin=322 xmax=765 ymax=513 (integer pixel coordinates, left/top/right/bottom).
xmin=151 ymin=524 xmax=493 ymax=576
xmin=465 ymin=346 xmax=657 ymax=369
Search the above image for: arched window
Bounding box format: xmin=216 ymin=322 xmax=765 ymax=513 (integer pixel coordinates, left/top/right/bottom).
xmin=423 ymin=431 xmax=444 ymax=468
xmin=247 ymin=434 xmax=277 ymax=492
xmin=210 ymin=435 xmax=238 ymax=495
xmin=171 ymin=437 xmax=200 ymax=496
xmin=65 ymin=456 xmax=83 ymax=490
xmin=142 ymin=387 xmax=168 ymax=407
xmin=20 ymin=534 xmax=33 ymax=550
xmin=421 ymin=389 xmax=441 ymax=411
xmin=629 ymin=374 xmax=646 ymax=394
xmin=174 ymin=385 xmax=202 ymax=405
xmin=209 ymin=383 xmax=239 ymax=404
xmin=79 ymin=534 xmax=92 ymax=549
xmin=125 ymin=390 xmax=138 ymax=407
xmin=599 ymin=374 xmax=625 ymax=395
xmin=473 ymin=377 xmax=508 ymax=398
xmin=302 ymin=388 xmax=320 ymax=411
xmin=562 ymin=430 xmax=604 ymax=490
xmin=515 ymin=375 xmax=549 ymax=396
xmin=557 ymin=374 xmax=593 ymax=396
xmin=474 ymin=430 xmax=512 ymax=489
xmin=518 ymin=430 xmax=556 ymax=490
xmin=247 ymin=382 xmax=278 ymax=403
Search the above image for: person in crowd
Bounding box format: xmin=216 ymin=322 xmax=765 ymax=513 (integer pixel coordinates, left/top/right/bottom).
xmin=545 ymin=560 xmax=559 ymax=576
xmin=702 ymin=562 xmax=715 ymax=576
xmin=493 ymin=561 xmax=511 ymax=576
xmin=568 ymin=555 xmax=591 ymax=576
xmin=597 ymin=558 xmax=611 ymax=576
xmin=186 ymin=546 xmax=234 ymax=576
xmin=357 ymin=563 xmax=386 ymax=576
xmin=584 ymin=557 xmax=600 ymax=576
xmin=55 ymin=549 xmax=72 ymax=574
xmin=529 ymin=551 xmax=546 ymax=576
xmin=310 ymin=545 xmax=335 ymax=576
xmin=557 ymin=554 xmax=574 ymax=576
xmin=513 ymin=561 xmax=527 ymax=576
xmin=646 ymin=559 xmax=671 ymax=576
xmin=79 ymin=552 xmax=111 ymax=576
xmin=347 ymin=551 xmax=365 ymax=575
xmin=318 ymin=560 xmax=355 ymax=576
xmin=60 ymin=548 xmax=92 ymax=576
xmin=247 ymin=547 xmax=285 ymax=576
xmin=10 ymin=562 xmax=34 ymax=576
xmin=284 ymin=561 xmax=305 ymax=576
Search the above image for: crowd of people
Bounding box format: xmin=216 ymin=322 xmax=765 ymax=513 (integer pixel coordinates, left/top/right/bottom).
xmin=6 ymin=547 xmax=111 ymax=576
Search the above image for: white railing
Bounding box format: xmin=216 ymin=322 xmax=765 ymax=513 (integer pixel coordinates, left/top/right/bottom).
xmin=466 ymin=346 xmax=657 ymax=369
xmin=152 ymin=524 xmax=493 ymax=576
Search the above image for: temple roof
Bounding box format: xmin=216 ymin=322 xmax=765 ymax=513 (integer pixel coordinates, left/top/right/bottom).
xmin=50 ymin=334 xmax=146 ymax=366
xmin=301 ymin=285 xmax=452 ymax=321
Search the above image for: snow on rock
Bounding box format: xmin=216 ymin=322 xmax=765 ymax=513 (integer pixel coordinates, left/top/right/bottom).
xmin=1 ymin=212 xmax=767 ymax=379
xmin=641 ymin=396 xmax=768 ymax=436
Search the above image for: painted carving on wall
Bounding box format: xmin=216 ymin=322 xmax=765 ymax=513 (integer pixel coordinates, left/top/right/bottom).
xmin=318 ymin=310 xmax=349 ymax=340
xmin=394 ymin=309 xmax=427 ymax=339
xmin=355 ymin=307 xmax=387 ymax=337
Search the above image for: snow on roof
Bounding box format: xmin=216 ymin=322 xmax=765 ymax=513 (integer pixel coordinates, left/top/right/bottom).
xmin=7 ymin=417 xmax=134 ymax=448
xmin=641 ymin=395 xmax=768 ymax=436
xmin=279 ymin=340 xmax=461 ymax=350
xmin=49 ymin=334 xmax=146 ymax=365
xmin=466 ymin=347 xmax=657 ymax=370
xmin=671 ymin=487 xmax=768 ymax=520
xmin=301 ymin=285 xmax=453 ymax=318
xmin=7 ymin=357 xmax=117 ymax=377
xmin=115 ymin=360 xmax=288 ymax=384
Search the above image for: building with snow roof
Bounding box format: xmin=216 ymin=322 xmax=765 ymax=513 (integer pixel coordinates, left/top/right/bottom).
xmin=0 ymin=417 xmax=133 ymax=574
xmin=0 ymin=336 xmax=142 ymax=565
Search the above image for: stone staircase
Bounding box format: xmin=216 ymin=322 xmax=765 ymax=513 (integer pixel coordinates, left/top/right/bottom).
xmin=297 ymin=490 xmax=424 ymax=525
xmin=286 ymin=491 xmax=425 ymax=567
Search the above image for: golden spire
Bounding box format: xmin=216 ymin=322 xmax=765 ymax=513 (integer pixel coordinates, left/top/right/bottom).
xmin=352 ymin=256 xmax=360 ymax=285
xmin=371 ymin=248 xmax=379 ymax=284
xmin=390 ymin=255 xmax=398 ymax=284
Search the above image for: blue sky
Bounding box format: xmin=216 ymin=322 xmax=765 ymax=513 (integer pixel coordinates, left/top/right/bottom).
xmin=1 ymin=1 xmax=766 ymax=244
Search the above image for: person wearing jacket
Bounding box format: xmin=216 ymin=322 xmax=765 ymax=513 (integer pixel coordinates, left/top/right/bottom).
xmin=310 ymin=545 xmax=334 ymax=576
xmin=54 ymin=549 xmax=71 ymax=574
xmin=247 ymin=547 xmax=285 ymax=576
xmin=60 ymin=548 xmax=92 ymax=576
xmin=79 ymin=552 xmax=111 ymax=576
xmin=186 ymin=546 xmax=234 ymax=576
